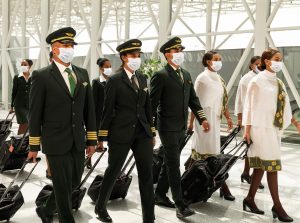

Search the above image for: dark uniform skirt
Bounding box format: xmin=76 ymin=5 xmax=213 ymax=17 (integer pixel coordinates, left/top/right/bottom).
xmin=15 ymin=107 xmax=29 ymax=124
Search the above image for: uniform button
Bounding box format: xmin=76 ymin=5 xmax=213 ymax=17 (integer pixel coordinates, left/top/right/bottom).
xmin=137 ymin=104 xmax=139 ymax=107
xmin=73 ymin=112 xmax=75 ymax=116
xmin=72 ymin=124 xmax=75 ymax=127
xmin=72 ymin=101 xmax=75 ymax=104
xmin=137 ymin=114 xmax=140 ymax=117
xmin=133 ymin=124 xmax=136 ymax=128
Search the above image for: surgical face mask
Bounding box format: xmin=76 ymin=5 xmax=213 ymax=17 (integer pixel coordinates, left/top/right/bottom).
xmin=127 ymin=58 xmax=141 ymax=71
xmin=103 ymin=68 xmax=112 ymax=76
xmin=20 ymin=66 xmax=29 ymax=73
xmin=211 ymin=61 xmax=222 ymax=72
xmin=58 ymin=47 xmax=74 ymax=63
xmin=253 ymin=65 xmax=260 ymax=74
xmin=171 ymin=52 xmax=184 ymax=66
xmin=270 ymin=61 xmax=283 ymax=73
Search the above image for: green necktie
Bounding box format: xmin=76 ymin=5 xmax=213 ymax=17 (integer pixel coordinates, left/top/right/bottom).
xmin=65 ymin=68 xmax=76 ymax=96
xmin=175 ymin=68 xmax=184 ymax=83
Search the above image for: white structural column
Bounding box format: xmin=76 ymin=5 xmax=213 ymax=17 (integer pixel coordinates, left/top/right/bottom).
xmin=90 ymin=0 xmax=101 ymax=80
xmin=124 ymin=0 xmax=130 ymax=40
xmin=21 ymin=0 xmax=27 ymax=58
xmin=254 ymin=0 xmax=270 ymax=55
xmin=66 ymin=0 xmax=71 ymax=26
xmin=158 ymin=0 xmax=172 ymax=50
xmin=1 ymin=0 xmax=9 ymax=109
xmin=40 ymin=0 xmax=49 ymax=68
xmin=206 ymin=0 xmax=212 ymax=51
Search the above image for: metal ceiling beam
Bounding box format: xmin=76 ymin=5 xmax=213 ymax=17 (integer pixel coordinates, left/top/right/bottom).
xmin=90 ymin=0 xmax=101 ymax=80
xmin=40 ymin=0 xmax=49 ymax=68
xmin=206 ymin=0 xmax=212 ymax=51
xmin=1 ymin=0 xmax=9 ymax=109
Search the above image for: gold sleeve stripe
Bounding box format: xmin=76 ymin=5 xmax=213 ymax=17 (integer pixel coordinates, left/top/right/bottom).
xmin=98 ymin=130 xmax=108 ymax=133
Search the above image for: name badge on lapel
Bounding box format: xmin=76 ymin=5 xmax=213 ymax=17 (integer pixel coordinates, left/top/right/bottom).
xmin=82 ymin=82 xmax=88 ymax=87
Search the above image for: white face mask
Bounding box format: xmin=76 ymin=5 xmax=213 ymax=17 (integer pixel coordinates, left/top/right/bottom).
xmin=58 ymin=47 xmax=74 ymax=63
xmin=211 ymin=61 xmax=222 ymax=72
xmin=103 ymin=68 xmax=112 ymax=76
xmin=270 ymin=61 xmax=283 ymax=73
xmin=171 ymin=52 xmax=184 ymax=66
xmin=20 ymin=66 xmax=29 ymax=73
xmin=127 ymin=58 xmax=141 ymax=71
xmin=253 ymin=65 xmax=260 ymax=74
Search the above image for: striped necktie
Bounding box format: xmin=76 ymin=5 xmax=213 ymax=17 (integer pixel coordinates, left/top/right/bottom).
xmin=65 ymin=68 xmax=76 ymax=96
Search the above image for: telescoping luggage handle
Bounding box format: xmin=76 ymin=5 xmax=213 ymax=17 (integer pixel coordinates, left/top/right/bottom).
xmin=78 ymin=148 xmax=107 ymax=189
xmin=0 ymin=157 xmax=41 ymax=203
xmin=0 ymin=112 xmax=15 ymax=132
xmin=213 ymin=140 xmax=251 ymax=184
xmin=13 ymin=127 xmax=29 ymax=152
xmin=180 ymin=130 xmax=194 ymax=151
xmin=119 ymin=153 xmax=136 ymax=179
xmin=220 ymin=126 xmax=241 ymax=153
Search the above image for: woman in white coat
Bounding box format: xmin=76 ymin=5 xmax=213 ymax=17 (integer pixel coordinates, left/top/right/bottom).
xmin=235 ymin=56 xmax=264 ymax=189
xmin=188 ymin=51 xmax=234 ymax=201
xmin=243 ymin=48 xmax=300 ymax=222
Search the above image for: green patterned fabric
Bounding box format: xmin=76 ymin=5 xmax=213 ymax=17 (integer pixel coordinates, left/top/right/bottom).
xmin=65 ymin=68 xmax=76 ymax=96
xmin=274 ymin=79 xmax=286 ymax=130
xmin=249 ymin=157 xmax=282 ymax=172
xmin=191 ymin=149 xmax=214 ymax=161
xmin=219 ymin=77 xmax=228 ymax=117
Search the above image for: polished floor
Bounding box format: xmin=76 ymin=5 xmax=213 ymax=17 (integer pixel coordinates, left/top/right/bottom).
xmin=0 ymin=111 xmax=299 ymax=223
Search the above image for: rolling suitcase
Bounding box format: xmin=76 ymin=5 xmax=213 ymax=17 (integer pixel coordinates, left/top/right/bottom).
xmin=0 ymin=112 xmax=15 ymax=146
xmin=184 ymin=127 xmax=241 ymax=170
xmin=88 ymin=153 xmax=136 ymax=202
xmin=35 ymin=149 xmax=107 ymax=211
xmin=0 ymin=158 xmax=41 ymax=221
xmin=181 ymin=140 xmax=250 ymax=205
xmin=0 ymin=128 xmax=29 ymax=173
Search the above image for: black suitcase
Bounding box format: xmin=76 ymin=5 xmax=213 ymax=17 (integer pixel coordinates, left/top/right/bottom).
xmin=0 ymin=129 xmax=29 ymax=173
xmin=0 ymin=158 xmax=41 ymax=221
xmin=88 ymin=153 xmax=136 ymax=202
xmin=181 ymin=140 xmax=250 ymax=205
xmin=0 ymin=112 xmax=15 ymax=146
xmin=184 ymin=127 xmax=241 ymax=170
xmin=35 ymin=149 xmax=107 ymax=211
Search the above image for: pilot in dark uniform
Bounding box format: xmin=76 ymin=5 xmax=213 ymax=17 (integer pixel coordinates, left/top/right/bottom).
xmin=150 ymin=37 xmax=210 ymax=219
xmin=96 ymin=39 xmax=156 ymax=223
xmin=28 ymin=27 xmax=97 ymax=223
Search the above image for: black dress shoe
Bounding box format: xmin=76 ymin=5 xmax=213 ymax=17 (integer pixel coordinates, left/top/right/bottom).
xmin=95 ymin=209 xmax=112 ymax=222
xmin=241 ymin=174 xmax=264 ymax=189
xmin=220 ymin=188 xmax=235 ymax=201
xmin=242 ymin=199 xmax=264 ymax=215
xmin=36 ymin=206 xmax=53 ymax=223
xmin=176 ymin=206 xmax=195 ymax=219
xmin=154 ymin=195 xmax=175 ymax=208
xmin=272 ymin=206 xmax=293 ymax=222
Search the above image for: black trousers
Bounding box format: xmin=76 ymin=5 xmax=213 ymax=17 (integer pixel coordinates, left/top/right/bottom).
xmin=96 ymin=124 xmax=155 ymax=221
xmin=155 ymin=130 xmax=185 ymax=208
xmin=43 ymin=145 xmax=85 ymax=223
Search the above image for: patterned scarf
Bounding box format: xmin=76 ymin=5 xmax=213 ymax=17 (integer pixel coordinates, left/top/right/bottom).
xmin=274 ymin=79 xmax=286 ymax=130
xmin=219 ymin=77 xmax=228 ymax=117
